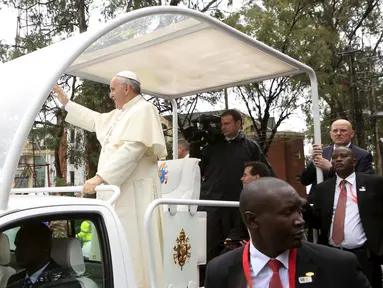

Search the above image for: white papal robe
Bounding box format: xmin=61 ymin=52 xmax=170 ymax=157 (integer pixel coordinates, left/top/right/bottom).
xmin=65 ymin=95 xmax=167 ymax=288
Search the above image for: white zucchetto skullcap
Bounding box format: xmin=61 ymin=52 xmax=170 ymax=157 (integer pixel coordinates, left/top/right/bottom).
xmin=115 ymin=71 xmax=140 ymax=84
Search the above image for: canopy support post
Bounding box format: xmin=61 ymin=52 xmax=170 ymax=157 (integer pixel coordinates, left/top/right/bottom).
xmin=171 ymin=99 xmax=178 ymax=159
xmin=308 ymin=70 xmax=321 ymax=244
xmin=309 ymin=71 xmax=323 ymax=183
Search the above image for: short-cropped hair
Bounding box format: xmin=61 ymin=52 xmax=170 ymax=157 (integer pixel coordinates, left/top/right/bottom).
xmin=244 ymin=161 xmax=271 ymax=177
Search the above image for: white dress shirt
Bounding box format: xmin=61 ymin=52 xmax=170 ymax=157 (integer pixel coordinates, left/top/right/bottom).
xmin=328 ymin=172 xmax=367 ymax=249
xmin=249 ymin=242 xmax=290 ymax=288
xmin=333 ymin=143 xmax=351 ymax=150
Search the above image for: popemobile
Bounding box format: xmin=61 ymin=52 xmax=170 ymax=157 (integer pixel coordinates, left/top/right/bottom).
xmin=0 ymin=6 xmax=322 ymax=288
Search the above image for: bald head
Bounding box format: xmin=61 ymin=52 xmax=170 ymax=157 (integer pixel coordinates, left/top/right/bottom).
xmin=331 ymin=119 xmax=352 ymax=129
xmin=239 ymin=177 xmax=305 ymax=257
xmin=330 ymin=119 xmax=354 ymax=146
xmin=239 ymin=177 xmax=297 ymax=217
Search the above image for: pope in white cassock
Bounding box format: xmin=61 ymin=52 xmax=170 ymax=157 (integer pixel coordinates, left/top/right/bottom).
xmin=53 ymin=71 xmax=167 ymax=288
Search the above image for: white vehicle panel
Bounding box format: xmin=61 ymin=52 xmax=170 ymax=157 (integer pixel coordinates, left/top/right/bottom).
xmin=0 ymin=204 xmax=137 ymax=288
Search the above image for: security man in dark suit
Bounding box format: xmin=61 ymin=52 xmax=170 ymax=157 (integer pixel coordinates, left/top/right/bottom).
xmin=7 ymin=222 xmax=81 ymax=288
xmin=192 ymin=110 xmax=275 ymax=285
xmin=204 ymin=177 xmax=371 ymax=288
xmin=303 ymin=146 xmax=383 ymax=288
xmin=223 ymin=161 xmax=271 ymax=251
xmin=300 ymin=119 xmax=373 ymax=203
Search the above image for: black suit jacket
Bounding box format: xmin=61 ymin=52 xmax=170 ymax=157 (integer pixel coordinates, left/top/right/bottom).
xmin=6 ymin=260 xmax=81 ymax=288
xmin=303 ymin=173 xmax=383 ymax=257
xmin=300 ymin=144 xmax=373 ymax=202
xmin=228 ymin=215 xmax=248 ymax=241
xmin=204 ymin=241 xmax=371 ymax=288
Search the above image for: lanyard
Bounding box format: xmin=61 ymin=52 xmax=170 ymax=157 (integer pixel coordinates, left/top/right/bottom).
xmin=242 ymin=242 xmax=296 ymax=288
xmin=340 ymin=183 xmax=358 ymax=204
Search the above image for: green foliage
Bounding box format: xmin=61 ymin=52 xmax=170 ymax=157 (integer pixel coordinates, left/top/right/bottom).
xmin=101 ymin=0 xmax=224 ymax=20
xmin=300 ymin=0 xmax=383 ymax=149
xmin=53 ymin=177 xmax=76 ymax=197
xmin=223 ymin=0 xmax=383 ymax=157
xmin=75 ymin=81 xmax=114 ymax=113
xmin=54 ymin=177 xmax=70 ymax=187
xmin=101 ymin=0 xmax=132 ymax=19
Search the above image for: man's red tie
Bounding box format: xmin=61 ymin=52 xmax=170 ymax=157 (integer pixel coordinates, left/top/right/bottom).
xmin=268 ymin=259 xmax=283 ymax=288
xmin=332 ymin=179 xmax=347 ymax=245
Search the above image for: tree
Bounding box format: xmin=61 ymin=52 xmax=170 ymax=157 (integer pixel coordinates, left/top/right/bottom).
xmin=2 ymin=0 xmax=96 ymax=182
xmin=224 ymin=0 xmax=321 ymax=154
xmin=101 ymin=0 xmax=225 ymax=19
xmin=236 ymin=81 xmax=306 ymax=155
xmin=302 ymin=0 xmax=383 ymax=150
xmin=149 ymin=91 xmax=222 ymax=137
xmin=223 ymin=0 xmax=383 ymax=156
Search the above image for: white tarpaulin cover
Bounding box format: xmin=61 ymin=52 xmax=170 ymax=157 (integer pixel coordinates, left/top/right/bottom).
xmin=0 ymin=6 xmax=319 ymax=211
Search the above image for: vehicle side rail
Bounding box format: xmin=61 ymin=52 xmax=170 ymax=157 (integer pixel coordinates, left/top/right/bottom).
xmin=10 ymin=185 xmax=121 ymax=205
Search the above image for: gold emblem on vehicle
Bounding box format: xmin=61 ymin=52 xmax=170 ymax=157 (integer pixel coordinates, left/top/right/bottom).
xmin=173 ymin=228 xmax=191 ymax=270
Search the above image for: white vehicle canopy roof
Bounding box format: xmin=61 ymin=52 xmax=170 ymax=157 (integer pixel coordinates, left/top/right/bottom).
xmin=0 ymin=6 xmax=322 ymax=211
xmin=68 ymin=12 xmax=305 ymax=98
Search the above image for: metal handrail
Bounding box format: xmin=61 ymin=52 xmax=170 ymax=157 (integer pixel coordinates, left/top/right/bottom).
xmin=10 ymin=185 xmax=121 ymax=205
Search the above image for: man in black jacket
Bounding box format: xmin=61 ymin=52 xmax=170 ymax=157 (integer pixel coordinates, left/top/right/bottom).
xmin=300 ymin=119 xmax=373 ymax=203
xmin=223 ymin=161 xmax=272 ymax=251
xmin=7 ymin=222 xmax=81 ymax=288
xmin=303 ymin=146 xmax=383 ymax=288
xmin=192 ymin=110 xmax=275 ymax=285
xmin=191 ymin=110 xmax=275 ymax=262
xmin=205 ymin=177 xmax=371 ymax=288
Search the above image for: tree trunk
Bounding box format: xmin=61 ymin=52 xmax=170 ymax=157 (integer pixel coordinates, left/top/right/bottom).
xmin=54 ymin=149 xmax=63 ymax=179
xmin=77 ymin=0 xmax=87 ymax=33
xmin=85 ymin=131 xmax=100 ymax=179
xmin=54 ymin=109 xmax=66 ymax=180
